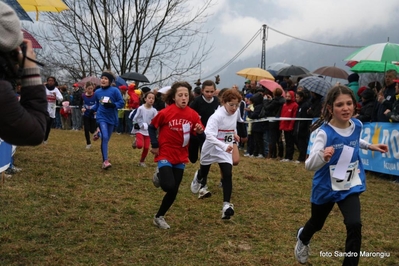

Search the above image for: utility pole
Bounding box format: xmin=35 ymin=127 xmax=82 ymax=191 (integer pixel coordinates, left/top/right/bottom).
xmin=261 ymin=24 xmax=267 ymax=69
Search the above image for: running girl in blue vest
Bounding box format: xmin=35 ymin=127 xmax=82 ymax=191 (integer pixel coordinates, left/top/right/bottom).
xmin=294 ymin=85 xmax=388 ymax=265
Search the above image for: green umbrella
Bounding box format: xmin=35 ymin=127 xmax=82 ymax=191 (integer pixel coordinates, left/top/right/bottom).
xmin=344 ymin=42 xmax=399 ymax=62
xmin=350 ymin=60 xmax=399 ymax=73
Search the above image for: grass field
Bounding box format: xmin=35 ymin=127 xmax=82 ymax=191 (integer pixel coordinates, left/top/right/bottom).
xmin=1 ymin=129 xmax=398 ymax=265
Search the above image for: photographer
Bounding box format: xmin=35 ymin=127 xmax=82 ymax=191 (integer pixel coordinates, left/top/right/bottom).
xmin=0 ymin=2 xmax=49 ymax=146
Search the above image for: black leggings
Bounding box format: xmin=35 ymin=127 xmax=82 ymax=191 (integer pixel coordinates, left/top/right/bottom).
xmin=83 ymin=116 xmax=97 ymax=145
xmin=188 ymin=134 xmax=204 ymax=163
xmin=300 ymin=194 xmax=362 ymax=266
xmin=156 ymin=167 xmax=184 ymax=217
xmin=199 ymin=163 xmax=232 ymax=202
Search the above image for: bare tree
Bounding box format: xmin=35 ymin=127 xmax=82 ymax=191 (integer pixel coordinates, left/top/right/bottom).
xmin=30 ymin=0 xmax=214 ymax=85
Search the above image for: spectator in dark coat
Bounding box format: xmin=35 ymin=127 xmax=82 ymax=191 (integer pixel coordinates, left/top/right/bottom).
xmin=355 ymin=88 xmax=376 ymax=123
xmin=373 ymin=69 xmax=397 ymax=122
xmin=0 ymin=2 xmax=49 ymax=145
xmin=246 ymin=92 xmax=265 ymax=158
xmin=293 ymin=89 xmax=312 ymax=162
xmin=383 ymin=79 xmax=399 ymax=122
xmin=263 ymin=88 xmax=285 ymax=159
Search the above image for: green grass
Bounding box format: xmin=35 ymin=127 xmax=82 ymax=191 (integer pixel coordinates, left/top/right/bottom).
xmin=1 ymin=129 xmax=398 ymax=265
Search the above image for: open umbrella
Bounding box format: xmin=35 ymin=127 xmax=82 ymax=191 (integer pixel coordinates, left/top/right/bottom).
xmin=298 ymin=76 xmax=332 ymax=97
xmin=21 ymin=29 xmax=42 ymax=49
xmin=2 ymin=0 xmax=33 ymax=22
xmin=16 ymin=0 xmax=69 ymax=20
xmin=276 ymin=65 xmax=310 ymax=76
xmin=266 ymin=62 xmax=290 ymax=71
xmin=120 ymin=72 xmax=150 ymax=83
xmin=77 ymin=76 xmax=101 ymax=87
xmin=313 ymin=66 xmax=348 ymax=80
xmin=158 ymin=86 xmax=171 ymax=94
xmin=344 ymin=42 xmax=399 ymax=62
xmin=350 ymin=60 xmax=399 ymax=73
xmin=346 ymin=60 xmax=358 ymax=68
xmin=258 ymin=79 xmax=285 ymax=97
xmin=236 ymin=67 xmax=274 ymax=81
xmin=115 ymin=76 xmax=128 ymax=88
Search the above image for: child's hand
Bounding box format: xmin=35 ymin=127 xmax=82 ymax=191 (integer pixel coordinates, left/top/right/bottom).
xmin=324 ymin=146 xmax=334 ymax=162
xmin=234 ymin=134 xmax=240 ymax=142
xmin=369 ymin=144 xmax=388 ymax=153
xmin=226 ymin=144 xmax=233 ymax=153
xmin=194 ymin=123 xmax=204 ymax=134
xmin=150 ymin=148 xmax=159 ymax=156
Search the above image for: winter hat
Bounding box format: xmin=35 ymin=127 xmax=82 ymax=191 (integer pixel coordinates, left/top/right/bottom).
xmin=348 ymin=73 xmax=359 ymax=83
xmin=357 ymin=86 xmax=367 ymax=97
xmin=119 ymin=85 xmax=128 ymax=91
xmin=245 ymin=93 xmax=253 ymax=99
xmin=193 ymin=86 xmax=201 ymax=95
xmin=141 ymin=86 xmax=151 ymax=94
xmin=101 ymin=72 xmax=115 ymax=84
xmin=0 ymin=2 xmax=23 ymax=52
xmin=361 ymin=88 xmax=376 ymax=101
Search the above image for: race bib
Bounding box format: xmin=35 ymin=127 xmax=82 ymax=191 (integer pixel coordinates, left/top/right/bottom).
xmin=216 ymin=129 xmax=234 ymax=144
xmin=182 ymin=123 xmax=191 ymax=147
xmin=215 ymin=129 xmax=234 ymax=152
xmin=329 ymin=160 xmax=362 ymax=191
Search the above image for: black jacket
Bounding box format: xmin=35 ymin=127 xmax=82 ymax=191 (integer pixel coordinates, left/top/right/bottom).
xmin=247 ymin=93 xmax=266 ymax=133
xmin=357 ymin=99 xmax=376 ymax=123
xmin=373 ymin=83 xmax=396 ymax=122
xmin=294 ymin=99 xmax=312 ymax=137
xmin=0 ymin=68 xmax=49 ymax=146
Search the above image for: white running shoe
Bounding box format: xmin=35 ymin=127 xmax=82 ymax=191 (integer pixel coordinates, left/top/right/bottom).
xmin=198 ymin=186 xmax=211 ymax=199
xmin=222 ymin=203 xmax=234 ymax=219
xmin=153 ymin=215 xmax=170 ymax=229
xmin=294 ymin=227 xmax=310 ymax=264
xmin=138 ymin=162 xmax=146 ymax=167
xmin=86 ymin=144 xmax=91 ymax=149
xmin=152 ymin=168 xmax=160 ymax=188
xmin=190 ymin=170 xmax=201 ymax=194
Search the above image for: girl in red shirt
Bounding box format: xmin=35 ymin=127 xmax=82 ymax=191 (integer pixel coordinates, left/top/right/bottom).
xmin=148 ymin=81 xmax=204 ymax=229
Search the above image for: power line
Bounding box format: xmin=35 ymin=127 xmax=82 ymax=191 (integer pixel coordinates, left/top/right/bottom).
xmin=267 ymin=25 xmax=363 ymax=48
xmin=202 ymin=24 xmax=363 ymax=80
xmin=202 ymin=28 xmax=262 ymax=80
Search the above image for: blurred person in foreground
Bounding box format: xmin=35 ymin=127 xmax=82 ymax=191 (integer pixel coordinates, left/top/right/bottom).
xmin=0 ymin=2 xmax=48 ymax=145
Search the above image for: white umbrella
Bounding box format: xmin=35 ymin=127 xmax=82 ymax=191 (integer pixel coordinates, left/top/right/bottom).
xmin=266 ymin=62 xmax=290 ymax=71
xmin=158 ymin=86 xmax=171 ymax=94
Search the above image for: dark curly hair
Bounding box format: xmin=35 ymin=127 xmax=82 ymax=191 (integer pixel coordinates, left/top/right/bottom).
xmin=163 ymin=81 xmax=193 ymax=105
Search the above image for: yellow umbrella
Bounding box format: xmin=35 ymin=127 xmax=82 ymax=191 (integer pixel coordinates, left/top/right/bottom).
xmin=236 ymin=67 xmax=275 ymax=81
xmin=17 ymin=0 xmax=69 ymax=20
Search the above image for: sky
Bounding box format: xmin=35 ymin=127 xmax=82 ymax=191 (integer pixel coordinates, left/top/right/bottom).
xmin=18 ymin=0 xmax=399 ymax=88
xmin=198 ymin=0 xmax=399 ymax=88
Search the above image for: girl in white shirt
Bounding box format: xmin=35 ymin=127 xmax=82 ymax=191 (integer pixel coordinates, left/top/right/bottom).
xmin=133 ymin=91 xmax=158 ymax=167
xmin=191 ymin=89 xmax=243 ymax=219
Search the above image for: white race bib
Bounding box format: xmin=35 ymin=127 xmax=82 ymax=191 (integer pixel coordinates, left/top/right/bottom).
xmin=329 ymin=160 xmax=362 ymax=191
xmin=182 ymin=123 xmax=191 ymax=147
xmin=216 ymin=129 xmax=234 ymax=152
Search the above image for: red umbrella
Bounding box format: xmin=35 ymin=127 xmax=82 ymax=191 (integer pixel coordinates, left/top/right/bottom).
xmin=77 ymin=76 xmax=101 ymax=87
xmin=21 ymin=29 xmax=42 ymax=49
xmin=258 ymin=79 xmax=285 ymax=96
